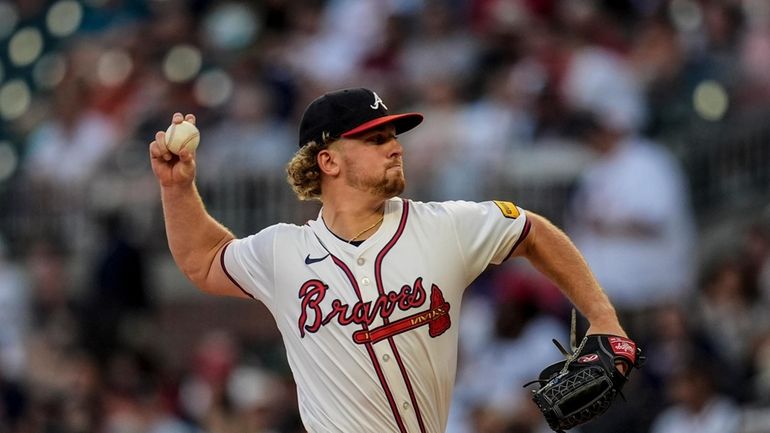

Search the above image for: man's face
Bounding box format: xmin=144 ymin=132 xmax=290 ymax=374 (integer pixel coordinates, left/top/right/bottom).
xmin=339 ymin=124 xmax=405 ymax=198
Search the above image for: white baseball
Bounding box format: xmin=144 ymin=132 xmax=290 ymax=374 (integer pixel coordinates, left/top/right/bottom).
xmin=165 ymin=120 xmax=200 ymax=155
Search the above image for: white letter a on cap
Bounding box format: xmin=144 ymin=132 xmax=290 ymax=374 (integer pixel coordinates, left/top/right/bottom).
xmin=370 ymin=92 xmax=388 ymax=110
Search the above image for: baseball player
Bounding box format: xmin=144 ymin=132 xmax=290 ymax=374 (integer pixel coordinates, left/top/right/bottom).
xmin=149 ymin=88 xmax=631 ymax=433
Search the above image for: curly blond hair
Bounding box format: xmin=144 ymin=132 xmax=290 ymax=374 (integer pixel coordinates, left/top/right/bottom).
xmin=286 ymin=141 xmax=324 ymax=201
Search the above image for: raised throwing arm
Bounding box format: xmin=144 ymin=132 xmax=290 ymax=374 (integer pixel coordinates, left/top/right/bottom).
xmin=149 ymin=112 xmax=247 ymax=298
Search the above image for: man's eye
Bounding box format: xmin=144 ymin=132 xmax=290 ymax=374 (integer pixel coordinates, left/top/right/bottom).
xmin=371 ymin=135 xmax=395 ymax=144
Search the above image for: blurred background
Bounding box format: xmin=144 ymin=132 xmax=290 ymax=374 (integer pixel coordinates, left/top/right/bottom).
xmin=2 ymin=0 xmax=770 ymax=432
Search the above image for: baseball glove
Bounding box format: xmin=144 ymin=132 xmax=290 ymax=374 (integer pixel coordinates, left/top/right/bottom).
xmin=524 ymin=314 xmax=643 ymax=433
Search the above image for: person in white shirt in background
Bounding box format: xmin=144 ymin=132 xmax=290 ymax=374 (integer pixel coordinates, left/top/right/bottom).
xmin=650 ymin=360 xmax=741 ymax=433
xmin=563 ymin=47 xmax=696 ymax=337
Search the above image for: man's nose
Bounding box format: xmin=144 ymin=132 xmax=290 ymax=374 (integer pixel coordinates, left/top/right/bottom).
xmin=389 ymin=139 xmax=403 ymax=158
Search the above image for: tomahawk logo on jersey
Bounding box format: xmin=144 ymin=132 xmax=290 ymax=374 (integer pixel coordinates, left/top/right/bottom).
xmin=298 ymin=276 xmax=451 ymax=343
xmin=221 ymin=198 xmax=529 ymax=433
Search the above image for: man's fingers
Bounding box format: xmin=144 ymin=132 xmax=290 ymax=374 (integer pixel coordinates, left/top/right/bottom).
xmin=155 ymin=131 xmax=173 ymax=161
xmin=150 ymin=113 xmax=197 ymax=171
xmin=149 ymin=140 xmax=163 ymax=158
xmin=178 ymin=148 xmax=195 ymax=162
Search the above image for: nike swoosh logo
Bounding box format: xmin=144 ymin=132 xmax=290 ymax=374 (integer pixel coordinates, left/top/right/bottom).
xmin=304 ymin=254 xmax=330 ymax=265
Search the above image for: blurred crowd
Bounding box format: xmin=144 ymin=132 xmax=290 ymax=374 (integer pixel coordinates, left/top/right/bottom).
xmin=3 ymin=0 xmax=770 ymax=432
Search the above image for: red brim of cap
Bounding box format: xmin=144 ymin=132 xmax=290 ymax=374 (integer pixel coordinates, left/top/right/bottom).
xmin=341 ymin=113 xmax=424 ymax=138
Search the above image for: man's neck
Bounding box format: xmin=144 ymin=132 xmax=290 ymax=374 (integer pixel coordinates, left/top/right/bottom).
xmin=320 ymin=194 xmax=388 ymax=242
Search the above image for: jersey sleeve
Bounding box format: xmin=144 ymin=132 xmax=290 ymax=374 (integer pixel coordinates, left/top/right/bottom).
xmin=221 ymin=225 xmax=278 ymax=303
xmin=444 ymin=200 xmax=531 ymax=271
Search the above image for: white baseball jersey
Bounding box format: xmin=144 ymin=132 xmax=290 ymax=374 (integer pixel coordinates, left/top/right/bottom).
xmin=222 ymin=197 xmax=530 ymax=433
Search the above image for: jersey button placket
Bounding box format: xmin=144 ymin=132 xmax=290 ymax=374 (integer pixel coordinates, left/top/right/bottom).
xmin=357 ymin=257 xmax=365 ymax=266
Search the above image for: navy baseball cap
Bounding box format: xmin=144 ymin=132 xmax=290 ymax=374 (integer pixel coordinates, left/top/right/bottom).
xmin=298 ymin=88 xmax=423 ymax=147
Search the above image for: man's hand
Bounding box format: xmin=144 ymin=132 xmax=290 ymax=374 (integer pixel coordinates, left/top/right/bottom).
xmin=585 ymin=323 xmax=630 ymax=374
xmin=150 ymin=113 xmax=197 ymax=187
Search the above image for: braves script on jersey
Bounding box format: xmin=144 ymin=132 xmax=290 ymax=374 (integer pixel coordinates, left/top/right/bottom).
xmin=222 ymin=198 xmax=530 ymax=433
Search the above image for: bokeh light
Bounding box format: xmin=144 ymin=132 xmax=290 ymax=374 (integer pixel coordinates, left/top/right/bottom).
xmin=0 ymin=2 xmax=18 ymax=40
xmin=97 ymin=49 xmax=134 ymax=87
xmin=47 ymin=0 xmax=84 ymax=38
xmin=33 ymin=52 xmax=68 ymax=90
xmin=669 ymin=0 xmax=703 ymax=32
xmin=194 ymin=69 xmax=233 ymax=107
xmin=9 ymin=27 xmax=44 ymax=67
xmin=0 ymin=141 xmax=18 ymax=182
xmin=0 ymin=79 xmax=31 ymax=120
xmin=693 ymin=80 xmax=729 ymax=121
xmin=163 ymin=45 xmax=202 ymax=83
xmin=203 ymin=3 xmax=260 ymax=51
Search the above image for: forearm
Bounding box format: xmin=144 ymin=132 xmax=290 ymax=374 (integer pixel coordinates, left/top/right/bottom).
xmin=161 ymin=182 xmax=235 ymax=287
xmin=518 ymin=213 xmax=625 ymax=336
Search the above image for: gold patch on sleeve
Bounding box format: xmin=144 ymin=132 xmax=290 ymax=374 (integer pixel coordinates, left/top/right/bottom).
xmin=493 ymin=200 xmax=520 ymax=219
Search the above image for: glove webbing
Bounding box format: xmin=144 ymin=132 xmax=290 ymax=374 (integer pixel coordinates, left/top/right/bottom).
xmin=543 ymin=310 xmax=628 ymax=401
xmin=552 ymin=309 xmax=587 ymax=376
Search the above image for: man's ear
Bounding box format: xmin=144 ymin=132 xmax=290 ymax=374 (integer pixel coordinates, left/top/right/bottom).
xmin=317 ymin=147 xmax=340 ymax=176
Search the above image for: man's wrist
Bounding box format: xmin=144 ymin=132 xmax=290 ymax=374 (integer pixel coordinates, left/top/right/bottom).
xmin=585 ymin=309 xmax=626 ymax=337
xmin=161 ymin=181 xmax=196 ymax=194
xmin=586 ymin=322 xmax=627 ymax=337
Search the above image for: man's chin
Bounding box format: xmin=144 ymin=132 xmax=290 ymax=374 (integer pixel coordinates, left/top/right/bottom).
xmin=378 ymin=177 xmax=406 ymax=198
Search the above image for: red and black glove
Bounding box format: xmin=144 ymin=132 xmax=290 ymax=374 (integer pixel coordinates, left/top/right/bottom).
xmin=525 ymin=334 xmax=644 ymax=432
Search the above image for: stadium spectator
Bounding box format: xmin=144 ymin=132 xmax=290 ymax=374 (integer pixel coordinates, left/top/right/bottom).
xmin=563 ymin=45 xmax=696 ymax=339
xmin=649 ymin=360 xmax=742 ymax=433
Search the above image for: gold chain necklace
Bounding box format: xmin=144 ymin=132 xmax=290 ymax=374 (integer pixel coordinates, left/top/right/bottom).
xmin=348 ymin=215 xmax=384 ymax=243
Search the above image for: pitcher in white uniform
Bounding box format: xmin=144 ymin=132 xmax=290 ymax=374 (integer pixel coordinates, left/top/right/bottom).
xmin=148 ymin=87 xmax=632 ymax=433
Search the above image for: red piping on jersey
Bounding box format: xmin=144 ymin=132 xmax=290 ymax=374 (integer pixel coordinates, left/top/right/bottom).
xmin=374 ymin=199 xmax=428 ymax=433
xmin=331 ymin=254 xmax=408 ymax=433
xmin=220 ymin=242 xmax=255 ymax=299
xmin=505 ymin=217 xmax=532 ymax=261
